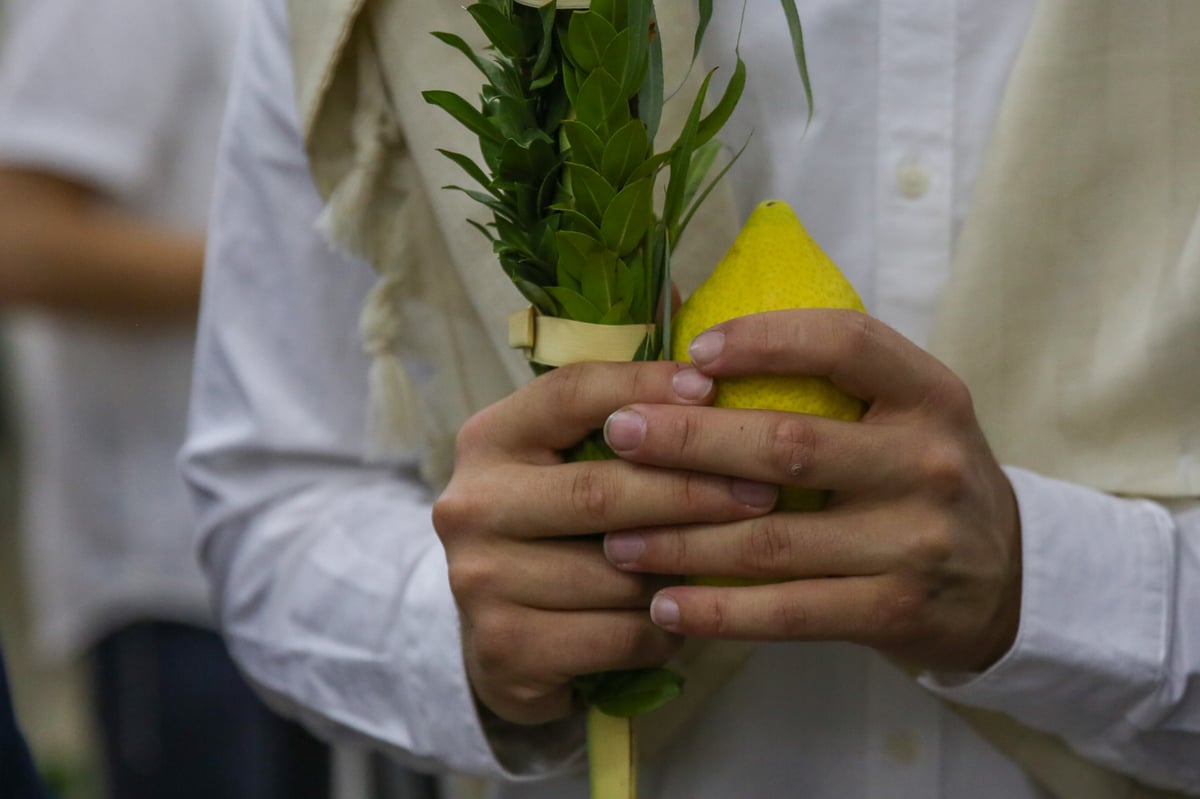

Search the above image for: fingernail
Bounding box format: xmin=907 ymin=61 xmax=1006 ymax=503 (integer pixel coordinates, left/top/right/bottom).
xmin=689 ymin=330 xmax=725 ymax=366
xmin=672 ymin=368 xmax=713 ymax=400
xmin=651 ymin=594 xmax=681 ymax=630
xmin=604 ymin=410 xmax=646 ymax=451
xmin=731 ymin=480 xmax=779 ymax=508
xmin=605 ymin=533 xmax=645 ymax=566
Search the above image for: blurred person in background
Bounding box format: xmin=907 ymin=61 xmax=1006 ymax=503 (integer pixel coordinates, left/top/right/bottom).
xmin=0 ymin=1 xmax=332 ymax=797
xmin=1 ymin=636 xmax=49 ymax=799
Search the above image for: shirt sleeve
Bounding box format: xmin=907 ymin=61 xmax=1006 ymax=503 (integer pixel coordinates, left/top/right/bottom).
xmin=922 ymin=466 xmax=1200 ymax=793
xmin=0 ymin=0 xmax=202 ymax=196
xmin=179 ymin=0 xmax=581 ymax=780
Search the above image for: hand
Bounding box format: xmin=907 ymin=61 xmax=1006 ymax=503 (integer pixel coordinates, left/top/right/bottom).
xmin=432 ymin=361 xmax=781 ymax=725
xmin=601 ymin=310 xmax=1022 ymax=673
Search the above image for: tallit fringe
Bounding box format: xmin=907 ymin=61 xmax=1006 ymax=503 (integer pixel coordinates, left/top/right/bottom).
xmin=359 ymin=272 xmax=423 ymax=459
xmin=314 ymin=98 xmax=425 ymax=460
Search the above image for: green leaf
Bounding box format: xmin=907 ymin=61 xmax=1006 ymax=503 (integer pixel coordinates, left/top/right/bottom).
xmin=638 ymin=16 xmax=664 ymax=142
xmin=515 ymin=278 xmax=558 ymax=316
xmin=568 ymin=163 xmax=617 ymax=227
xmin=422 ymin=90 xmax=502 ymax=144
xmin=487 ymin=94 xmax=538 ymax=140
xmin=546 ymin=286 xmax=605 ymax=323
xmin=565 ymin=11 xmax=618 ymax=72
xmin=442 ymin=185 xmax=517 ymax=223
xmin=562 ymin=120 xmax=605 ymax=172
xmin=497 ymin=137 xmax=558 ymax=185
xmin=662 ymin=70 xmax=715 ymax=233
xmin=627 ymin=149 xmax=673 ymax=183
xmin=466 ymin=219 xmax=495 ymax=242
xmin=562 ymin=61 xmax=582 ymax=107
xmin=682 ymin=138 xmax=722 ymax=207
xmin=693 ymin=0 xmax=714 ymax=69
xmin=580 ymin=248 xmax=619 ymax=312
xmin=575 ymin=668 xmax=685 ymax=717
xmin=436 ymin=149 xmax=496 ymax=194
xmin=589 ymin=0 xmax=629 ymax=32
xmin=601 ymin=27 xmax=647 ymax=101
xmin=601 ymin=119 xmax=649 ymax=188
xmin=695 ymin=56 xmax=747 ymax=147
xmin=468 ymin=3 xmax=530 ymax=58
xmin=615 ymin=257 xmax=645 ymax=319
xmin=599 ymin=301 xmax=632 ymax=325
xmin=530 ymin=4 xmax=558 ymax=79
xmin=779 ymin=0 xmax=815 ymax=125
xmin=601 ymin=178 xmax=653 ymax=255
xmin=678 ymin=133 xmax=752 ymax=241
xmin=556 ymin=230 xmax=599 ymax=281
xmin=557 ymin=207 xmax=605 ymax=240
xmin=430 ymin=31 xmax=522 ymax=99
xmin=574 ymin=68 xmax=624 ymax=132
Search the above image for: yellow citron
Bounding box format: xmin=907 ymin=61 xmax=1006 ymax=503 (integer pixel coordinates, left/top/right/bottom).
xmin=671 ymin=199 xmax=867 ymax=519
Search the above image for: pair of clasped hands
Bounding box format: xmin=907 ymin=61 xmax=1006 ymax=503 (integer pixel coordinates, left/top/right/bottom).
xmin=434 ymin=309 xmax=1023 ymax=725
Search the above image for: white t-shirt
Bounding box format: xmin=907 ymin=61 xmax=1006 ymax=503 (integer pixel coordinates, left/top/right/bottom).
xmin=0 ymin=0 xmax=244 ymax=659
xmin=182 ymin=0 xmax=1200 ymax=796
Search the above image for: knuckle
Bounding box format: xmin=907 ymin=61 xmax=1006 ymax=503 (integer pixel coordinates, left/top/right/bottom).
xmin=916 ymin=441 xmax=972 ymax=501
xmin=455 ymin=406 xmax=496 ymax=459
xmin=542 ymin=363 xmax=590 ymax=413
xmin=749 ymin=314 xmax=790 ymax=360
xmin=607 ymin=622 xmax=660 ymax=664
xmin=928 ymin=369 xmax=977 ymax=426
xmin=769 ymin=594 xmax=812 ymax=637
xmin=446 ymin=551 xmax=500 ymax=602
xmin=668 ymin=410 xmax=700 ymax=458
xmin=836 ymin=311 xmax=876 ymax=359
xmin=432 ymin=486 xmax=476 ymax=541
xmin=571 ymin=466 xmax=617 ymax=522
xmin=768 ymin=415 xmax=817 ymax=481
xmin=469 ymin=612 xmax=523 ymax=673
xmin=741 ymin=516 xmax=796 ymax=575
xmin=873 ymin=583 xmax=928 ymax=643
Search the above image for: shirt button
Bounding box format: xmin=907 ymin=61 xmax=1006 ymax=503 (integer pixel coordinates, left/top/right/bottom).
xmin=896 ymin=161 xmax=931 ymax=199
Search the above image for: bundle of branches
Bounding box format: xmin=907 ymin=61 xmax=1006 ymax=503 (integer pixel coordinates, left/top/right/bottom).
xmin=424 ymin=2 xmax=809 ymax=795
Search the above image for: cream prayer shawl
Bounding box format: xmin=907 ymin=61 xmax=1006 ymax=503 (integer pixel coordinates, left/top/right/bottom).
xmin=286 ymin=0 xmax=1198 ymax=796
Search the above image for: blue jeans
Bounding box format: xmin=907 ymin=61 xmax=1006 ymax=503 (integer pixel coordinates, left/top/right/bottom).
xmin=92 ymin=621 xmax=331 ymax=799
xmin=0 ymin=635 xmax=49 ymax=799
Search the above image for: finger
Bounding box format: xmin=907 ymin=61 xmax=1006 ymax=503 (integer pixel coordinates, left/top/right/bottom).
xmin=604 ymin=403 xmax=914 ymax=494
xmin=604 ymin=507 xmax=896 ymax=580
xmin=468 ymin=608 xmax=681 ymax=725
xmin=647 ymin=577 xmax=895 ymax=643
xmin=451 ymin=459 xmax=779 ymax=539
xmin=685 ymin=309 xmax=949 ymax=410
xmin=452 ymin=539 xmax=677 ymax=611
xmin=473 ymin=361 xmax=716 ymax=458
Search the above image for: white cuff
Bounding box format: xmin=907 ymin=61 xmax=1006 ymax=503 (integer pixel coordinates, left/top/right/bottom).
xmin=921 ymin=467 xmax=1173 ymax=739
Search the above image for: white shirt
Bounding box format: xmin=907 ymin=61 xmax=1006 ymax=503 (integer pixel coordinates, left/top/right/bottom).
xmin=0 ymin=0 xmax=244 ymax=658
xmin=182 ymin=0 xmax=1200 ymax=795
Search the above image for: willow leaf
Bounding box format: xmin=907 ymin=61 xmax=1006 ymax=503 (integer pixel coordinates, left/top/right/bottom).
xmin=779 ymin=0 xmax=814 ymax=124
xmin=662 ymin=70 xmax=714 ymax=235
xmin=695 ymin=56 xmax=746 ymax=147
xmin=638 ymin=11 xmax=664 ymax=142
